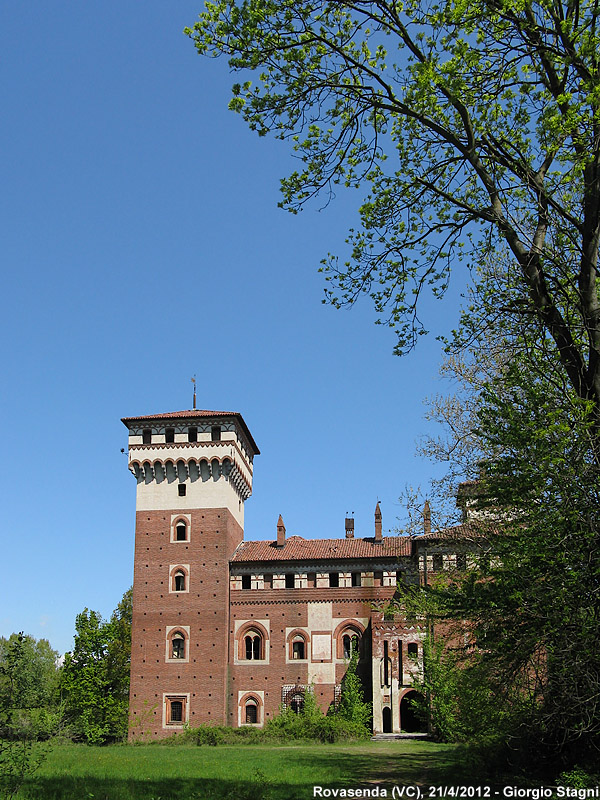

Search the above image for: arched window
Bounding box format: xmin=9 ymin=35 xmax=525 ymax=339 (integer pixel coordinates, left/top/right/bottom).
xmin=244 ymin=631 xmax=262 ymax=660
xmin=245 ymin=701 xmax=258 ymax=724
xmin=292 ymin=636 xmax=305 ymax=660
xmin=343 ymin=633 xmax=360 ymax=660
xmin=174 ymin=570 xmax=185 ymax=592
xmin=171 ymin=631 xmax=186 ymax=660
xmin=236 ymin=623 xmax=268 ymax=664
xmin=176 ymin=521 xmax=187 ymax=541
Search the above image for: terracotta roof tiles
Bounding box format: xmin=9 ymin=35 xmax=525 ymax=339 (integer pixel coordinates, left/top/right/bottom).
xmin=231 ymin=535 xmax=413 ymax=563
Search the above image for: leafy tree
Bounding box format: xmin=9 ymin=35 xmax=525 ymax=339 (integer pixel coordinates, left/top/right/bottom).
xmin=336 ymin=651 xmax=372 ymax=731
xmin=187 ymin=0 xmax=600 ymax=423
xmin=61 ymin=588 xmax=132 ymax=744
xmin=404 ymin=339 xmax=600 ymax=773
xmin=0 ymin=634 xmax=50 ymax=799
xmin=468 ymin=369 xmax=600 ymax=771
xmin=0 ymin=634 xmax=61 ymax=741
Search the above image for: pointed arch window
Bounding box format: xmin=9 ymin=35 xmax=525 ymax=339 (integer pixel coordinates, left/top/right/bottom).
xmin=244 ymin=633 xmax=262 ymax=660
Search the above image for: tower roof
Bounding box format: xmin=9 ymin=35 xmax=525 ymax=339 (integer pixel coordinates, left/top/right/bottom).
xmin=121 ymin=409 xmax=260 ymax=455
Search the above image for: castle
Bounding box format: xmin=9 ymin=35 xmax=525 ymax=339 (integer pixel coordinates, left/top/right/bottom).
xmin=123 ymin=408 xmax=475 ymax=738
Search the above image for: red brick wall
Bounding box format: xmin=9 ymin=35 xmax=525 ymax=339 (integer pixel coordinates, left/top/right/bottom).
xmin=129 ymin=507 xmax=242 ymax=739
xmin=229 ymin=587 xmax=396 ymax=725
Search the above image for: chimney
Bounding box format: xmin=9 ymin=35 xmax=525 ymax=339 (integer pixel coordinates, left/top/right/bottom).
xmin=423 ymin=500 xmax=431 ymax=536
xmin=276 ymin=514 xmax=286 ymax=547
xmin=374 ymin=502 xmax=382 ymax=542
xmin=345 ymin=517 xmax=354 ymax=538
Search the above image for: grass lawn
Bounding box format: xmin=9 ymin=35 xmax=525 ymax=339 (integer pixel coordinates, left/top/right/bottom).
xmin=17 ymin=739 xmax=463 ymax=800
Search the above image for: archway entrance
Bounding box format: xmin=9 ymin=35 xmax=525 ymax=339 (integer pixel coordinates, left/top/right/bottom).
xmin=400 ymin=692 xmax=426 ymax=733
xmin=382 ymin=706 xmax=392 ymax=733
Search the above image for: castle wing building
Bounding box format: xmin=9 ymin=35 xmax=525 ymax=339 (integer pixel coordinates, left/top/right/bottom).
xmin=123 ymin=408 xmax=482 ymax=738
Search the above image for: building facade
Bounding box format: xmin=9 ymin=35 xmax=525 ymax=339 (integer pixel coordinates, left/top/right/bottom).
xmin=123 ymin=408 xmax=475 ymax=739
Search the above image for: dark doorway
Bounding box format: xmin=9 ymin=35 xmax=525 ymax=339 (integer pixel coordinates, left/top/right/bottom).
xmin=382 ymin=706 xmax=392 ymax=733
xmin=400 ymin=692 xmax=426 ymax=732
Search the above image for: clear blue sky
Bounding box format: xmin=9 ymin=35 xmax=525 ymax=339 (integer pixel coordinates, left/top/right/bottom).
xmin=0 ymin=2 xmax=467 ymax=655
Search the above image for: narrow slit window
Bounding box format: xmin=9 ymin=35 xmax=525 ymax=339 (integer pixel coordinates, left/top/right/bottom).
xmin=398 ymin=641 xmax=404 ymax=684
xmin=383 ymin=641 xmax=389 ymax=686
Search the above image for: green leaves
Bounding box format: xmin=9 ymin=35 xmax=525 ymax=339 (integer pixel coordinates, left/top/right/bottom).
xmin=187 ymin=0 xmax=600 ymax=410
xmin=61 ymin=589 xmax=132 ymax=745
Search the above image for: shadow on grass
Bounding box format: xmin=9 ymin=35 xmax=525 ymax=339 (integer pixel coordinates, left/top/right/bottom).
xmin=289 ymin=745 xmax=464 ymax=788
xmin=19 ymin=775 xmax=321 ymax=800
xmin=20 ymin=746 xmax=465 ymax=800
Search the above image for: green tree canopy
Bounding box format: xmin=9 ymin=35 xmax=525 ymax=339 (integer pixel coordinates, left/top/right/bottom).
xmin=61 ymin=588 xmax=132 ymax=745
xmin=0 ymin=635 xmax=60 ymax=719
xmin=187 ymin=0 xmax=600 ymax=416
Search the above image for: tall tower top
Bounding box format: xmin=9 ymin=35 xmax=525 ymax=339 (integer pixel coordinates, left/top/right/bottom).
xmin=122 ymin=409 xmax=260 ymax=457
xmin=122 ymin=409 xmax=259 ymax=527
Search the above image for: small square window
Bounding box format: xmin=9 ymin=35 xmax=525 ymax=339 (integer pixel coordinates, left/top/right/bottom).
xmin=165 ymin=428 xmax=175 ymax=443
xmin=211 ymin=426 xmax=221 ymax=441
xmin=188 ymin=427 xmax=198 ymax=443
xmin=178 ymin=484 xmax=186 ymax=497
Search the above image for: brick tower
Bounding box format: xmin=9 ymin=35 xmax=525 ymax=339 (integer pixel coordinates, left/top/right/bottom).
xmin=122 ymin=409 xmax=259 ymax=738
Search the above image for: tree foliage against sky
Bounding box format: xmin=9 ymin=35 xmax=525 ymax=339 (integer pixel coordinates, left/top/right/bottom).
xmin=61 ymin=588 xmax=132 ymax=745
xmin=187 ymin=0 xmax=600 ymax=415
